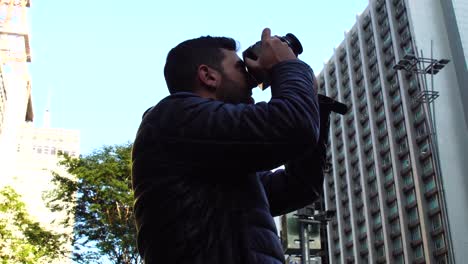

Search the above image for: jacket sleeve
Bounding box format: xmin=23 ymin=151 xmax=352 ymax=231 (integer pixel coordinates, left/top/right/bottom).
xmin=258 ymin=101 xmax=332 ymax=216
xmin=145 ymin=60 xmax=320 ymax=173
xmin=258 ymin=147 xmax=325 ymax=217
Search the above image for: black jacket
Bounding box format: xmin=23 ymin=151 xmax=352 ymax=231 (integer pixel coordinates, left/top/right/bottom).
xmin=132 ymin=60 xmax=323 ymax=264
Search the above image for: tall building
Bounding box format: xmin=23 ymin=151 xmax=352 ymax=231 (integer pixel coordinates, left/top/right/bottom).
xmin=317 ymin=0 xmax=467 ymax=263
xmin=0 ymin=0 xmax=33 ymax=183
xmin=12 ymin=113 xmax=80 ymax=263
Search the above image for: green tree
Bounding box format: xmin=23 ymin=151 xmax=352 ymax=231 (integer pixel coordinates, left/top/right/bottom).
xmin=45 ymin=143 xmax=140 ymax=264
xmin=0 ymin=186 xmax=65 ymax=263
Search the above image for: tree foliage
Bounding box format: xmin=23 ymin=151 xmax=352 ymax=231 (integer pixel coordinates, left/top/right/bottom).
xmin=45 ymin=143 xmax=140 ymax=264
xmin=0 ymin=186 xmax=64 ymax=263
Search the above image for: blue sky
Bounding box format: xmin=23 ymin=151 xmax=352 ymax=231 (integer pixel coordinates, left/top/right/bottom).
xmin=29 ymin=0 xmax=368 ymax=155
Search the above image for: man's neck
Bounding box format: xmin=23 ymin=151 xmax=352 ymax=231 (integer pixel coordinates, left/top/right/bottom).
xmin=195 ymin=88 xmax=217 ymax=100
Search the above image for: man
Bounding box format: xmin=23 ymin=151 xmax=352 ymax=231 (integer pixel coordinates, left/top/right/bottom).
xmin=132 ymin=28 xmax=326 ymax=264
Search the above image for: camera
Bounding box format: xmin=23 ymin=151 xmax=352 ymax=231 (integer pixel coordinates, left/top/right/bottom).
xmin=243 ymin=33 xmax=303 ymax=89
xmin=243 ymin=33 xmax=348 ymax=115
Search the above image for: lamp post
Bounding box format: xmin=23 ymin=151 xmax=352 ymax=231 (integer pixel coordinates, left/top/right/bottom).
xmin=295 ymin=206 xmax=335 ymax=264
xmin=393 ymin=53 xmax=449 ymax=103
xmin=393 ymin=41 xmax=455 ymax=263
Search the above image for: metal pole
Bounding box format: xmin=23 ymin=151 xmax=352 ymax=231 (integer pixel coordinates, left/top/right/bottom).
xmin=427 ymin=40 xmax=456 ymax=264
xmin=300 ymin=222 xmax=310 ymax=264
xmin=415 ymin=41 xmax=455 ymax=264
xmin=420 ymin=49 xmax=429 ymax=93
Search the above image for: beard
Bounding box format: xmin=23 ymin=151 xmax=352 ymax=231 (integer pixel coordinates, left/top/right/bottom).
xmin=216 ymin=74 xmax=253 ymax=105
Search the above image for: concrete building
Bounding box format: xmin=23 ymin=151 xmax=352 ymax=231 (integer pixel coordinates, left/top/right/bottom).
xmin=0 ymin=0 xmax=33 ymax=186
xmin=317 ymin=0 xmax=467 ymax=263
xmin=11 ymin=113 xmax=80 ymax=263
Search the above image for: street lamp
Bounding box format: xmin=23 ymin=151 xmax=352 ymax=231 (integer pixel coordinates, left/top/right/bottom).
xmin=393 ymin=54 xmax=450 ymax=75
xmin=393 ymin=53 xmax=450 ymax=103
xmin=293 ymin=206 xmax=335 ymax=264
xmin=393 ymin=42 xmax=455 ymax=263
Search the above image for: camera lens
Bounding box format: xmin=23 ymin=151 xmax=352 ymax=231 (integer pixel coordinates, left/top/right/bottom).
xmin=280 ymin=33 xmax=303 ymax=57
xmin=242 ymin=32 xmax=304 ymax=89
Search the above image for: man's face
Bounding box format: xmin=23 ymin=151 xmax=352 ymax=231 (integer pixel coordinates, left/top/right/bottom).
xmin=215 ymin=49 xmax=255 ymax=104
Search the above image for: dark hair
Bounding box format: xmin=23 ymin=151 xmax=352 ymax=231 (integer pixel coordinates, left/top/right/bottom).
xmin=164 ymin=36 xmax=237 ymax=94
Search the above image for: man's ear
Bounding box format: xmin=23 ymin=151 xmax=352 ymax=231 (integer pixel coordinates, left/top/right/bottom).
xmin=197 ymin=64 xmax=221 ymax=90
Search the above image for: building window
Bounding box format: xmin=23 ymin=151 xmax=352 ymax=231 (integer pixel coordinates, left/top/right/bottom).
xmin=390 ymin=220 xmax=400 ymax=233
xmin=361 ymin=241 xmax=368 ymax=250
xmin=408 ymin=207 xmax=418 ymax=222
xmin=376 ymin=245 xmax=385 ymax=257
xmin=434 ymin=234 xmax=446 ymax=250
xmin=382 ymin=152 xmax=391 ymax=167
xmin=414 ymin=244 xmax=424 ymax=258
xmin=393 ymin=237 xmax=402 ymax=250
xmin=428 ymin=195 xmax=440 ymax=210
xmin=373 ymin=213 xmax=382 ymax=226
xmin=410 ymin=226 xmax=421 ymax=241
xmin=336 ymin=116 xmax=342 ymax=127
xmin=359 ymin=223 xmax=366 ymax=234
xmin=408 ymin=75 xmax=419 ymax=89
xmin=382 ymin=31 xmax=392 ymax=46
xmin=347 ymin=231 xmax=353 ymax=243
xmin=375 ymin=91 xmax=383 ymax=103
xmin=364 ymin=136 xmax=372 ymax=152
xmin=375 ymin=229 xmax=383 ymax=241
xmin=398 ymin=139 xmax=408 ymax=154
xmin=424 ymin=178 xmax=436 ymax=192
xmin=369 ymin=178 xmax=378 ymax=190
xmin=396 ymin=122 xmax=406 ymax=137
xmin=363 ymin=121 xmax=371 ymax=134
xmin=406 ymin=190 xmax=416 ymax=205
xmin=381 ymin=136 xmax=389 ymax=149
xmin=343 ymin=206 xmax=349 ymax=217
xmin=422 ymin=159 xmax=434 ymax=175
xmin=420 ymin=139 xmax=430 ymax=153
xmin=387 ymin=184 xmax=396 ymax=197
xmin=376 ymin=108 xmax=385 ymax=122
xmin=431 ymin=214 xmax=442 ymax=231
xmin=384 ymin=169 xmax=394 ymax=182
xmin=394 ymin=104 xmax=404 ymax=118
xmin=389 ymin=201 xmax=398 ymax=214
xmin=394 ymin=254 xmax=404 ymax=264
xmin=403 ymin=173 xmax=413 ymax=185
xmin=393 ymin=90 xmax=401 ymax=102
xmin=401 ymin=155 xmax=411 ymax=170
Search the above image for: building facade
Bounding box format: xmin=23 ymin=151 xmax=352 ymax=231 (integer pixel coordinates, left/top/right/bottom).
xmin=0 ymin=0 xmax=33 ymax=186
xmin=11 ymin=120 xmax=80 ymax=263
xmin=317 ymin=0 xmax=467 ymax=263
xmin=0 ymin=65 xmax=7 ymax=135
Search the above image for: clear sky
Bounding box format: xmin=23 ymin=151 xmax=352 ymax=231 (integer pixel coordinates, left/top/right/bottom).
xmin=28 ymin=0 xmax=369 ymax=155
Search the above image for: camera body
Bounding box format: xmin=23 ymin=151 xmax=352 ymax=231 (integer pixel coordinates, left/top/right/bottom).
xmin=242 ymin=33 xmax=303 ymax=89
xmin=243 ymin=33 xmax=348 ymax=115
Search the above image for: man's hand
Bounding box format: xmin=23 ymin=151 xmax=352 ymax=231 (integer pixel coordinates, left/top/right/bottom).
xmin=245 ymin=28 xmax=297 ymax=72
